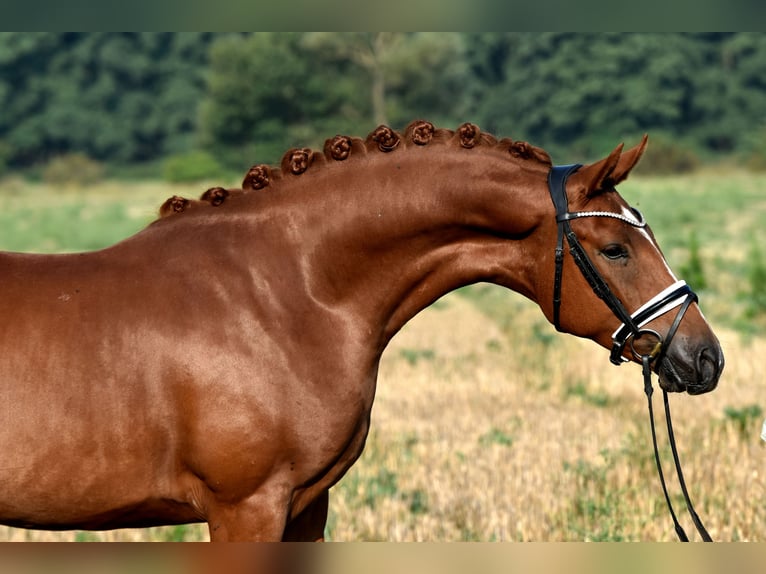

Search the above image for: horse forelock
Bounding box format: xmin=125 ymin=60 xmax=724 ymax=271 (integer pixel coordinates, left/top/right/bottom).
xmin=156 ymin=120 xmax=552 ymax=219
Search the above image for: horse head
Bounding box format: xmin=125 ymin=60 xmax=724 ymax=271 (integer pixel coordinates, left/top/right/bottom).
xmin=539 ymin=136 xmax=723 ymax=395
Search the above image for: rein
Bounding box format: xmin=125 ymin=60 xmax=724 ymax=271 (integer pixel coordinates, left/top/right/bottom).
xmin=547 ymin=165 xmax=712 ymax=542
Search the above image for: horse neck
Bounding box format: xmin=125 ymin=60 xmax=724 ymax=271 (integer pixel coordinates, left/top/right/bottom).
xmin=278 ymin=147 xmax=551 ymax=352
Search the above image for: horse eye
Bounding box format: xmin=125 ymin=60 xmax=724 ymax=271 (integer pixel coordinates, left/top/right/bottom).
xmin=602 ymin=244 xmax=628 ymax=260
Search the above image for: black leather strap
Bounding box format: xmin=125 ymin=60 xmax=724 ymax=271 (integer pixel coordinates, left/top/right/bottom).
xmin=547 ymin=164 xmax=581 ymax=331
xmin=643 ymin=295 xmax=713 ymax=542
xmin=547 ymin=164 xmax=639 ymax=339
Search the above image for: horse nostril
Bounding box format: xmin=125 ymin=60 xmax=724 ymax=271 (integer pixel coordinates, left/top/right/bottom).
xmin=696 ymin=346 xmax=724 ymax=391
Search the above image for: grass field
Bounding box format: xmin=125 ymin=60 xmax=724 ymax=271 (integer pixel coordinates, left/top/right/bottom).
xmin=0 ymin=170 xmax=763 ymax=542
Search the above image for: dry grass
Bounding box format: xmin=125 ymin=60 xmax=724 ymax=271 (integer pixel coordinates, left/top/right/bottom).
xmin=326 ymin=290 xmax=764 ymax=541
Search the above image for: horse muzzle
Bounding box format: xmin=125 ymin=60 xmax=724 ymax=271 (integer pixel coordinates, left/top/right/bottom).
xmin=657 ymin=339 xmax=724 ymax=395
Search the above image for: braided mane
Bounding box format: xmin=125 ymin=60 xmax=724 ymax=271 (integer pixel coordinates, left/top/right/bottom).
xmin=158 ymin=120 xmax=552 ymax=218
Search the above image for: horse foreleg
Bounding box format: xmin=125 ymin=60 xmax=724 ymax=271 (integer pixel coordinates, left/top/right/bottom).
xmin=283 ymin=490 xmax=329 ymax=542
xmin=206 ymin=491 xmax=290 ymax=542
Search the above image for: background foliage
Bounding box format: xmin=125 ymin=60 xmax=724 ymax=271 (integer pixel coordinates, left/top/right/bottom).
xmin=3 ymin=32 xmax=766 ymax=175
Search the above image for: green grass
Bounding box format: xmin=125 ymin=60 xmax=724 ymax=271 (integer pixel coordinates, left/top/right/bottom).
xmin=564 ymin=380 xmax=613 ymax=408
xmin=478 ymin=427 xmax=515 ymax=447
xmin=723 ymin=404 xmax=764 ymax=439
xmin=0 ymin=181 xmax=169 ymax=253
xmin=399 ymin=348 xmax=436 ymax=366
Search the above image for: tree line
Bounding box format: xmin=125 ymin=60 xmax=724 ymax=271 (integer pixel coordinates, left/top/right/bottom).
xmin=1 ymin=32 xmax=765 ymax=176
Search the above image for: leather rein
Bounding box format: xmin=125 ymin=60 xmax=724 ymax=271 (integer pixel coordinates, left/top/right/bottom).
xmin=547 ymin=164 xmax=712 ymax=542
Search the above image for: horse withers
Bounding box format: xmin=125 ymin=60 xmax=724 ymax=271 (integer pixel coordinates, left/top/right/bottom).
xmin=0 ymin=121 xmax=722 ymax=540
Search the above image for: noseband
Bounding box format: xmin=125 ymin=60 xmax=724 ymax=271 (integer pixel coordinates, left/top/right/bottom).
xmin=547 ymin=164 xmax=712 ymax=542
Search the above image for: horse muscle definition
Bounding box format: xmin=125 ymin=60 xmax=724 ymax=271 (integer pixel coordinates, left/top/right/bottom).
xmin=0 ymin=121 xmax=723 ymax=541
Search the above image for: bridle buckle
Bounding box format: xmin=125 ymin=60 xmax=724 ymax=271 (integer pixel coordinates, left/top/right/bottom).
xmin=630 ymin=329 xmax=663 ymax=362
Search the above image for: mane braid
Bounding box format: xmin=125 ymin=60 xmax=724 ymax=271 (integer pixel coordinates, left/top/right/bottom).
xmin=156 ymin=120 xmax=552 ymax=218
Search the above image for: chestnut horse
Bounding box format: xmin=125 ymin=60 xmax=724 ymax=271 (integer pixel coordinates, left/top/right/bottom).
xmin=0 ymin=121 xmax=723 ymax=541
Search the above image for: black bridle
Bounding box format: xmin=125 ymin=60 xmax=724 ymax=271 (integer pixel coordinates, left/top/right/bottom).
xmin=548 ymin=164 xmax=712 ymax=542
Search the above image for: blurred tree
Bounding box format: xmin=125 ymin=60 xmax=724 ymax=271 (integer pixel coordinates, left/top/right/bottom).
xmin=4 ymin=33 xmax=766 ymax=173
xmin=692 ymin=33 xmax=766 ymax=153
xmin=301 ymin=33 xmax=471 ymax=128
xmin=199 ymin=32 xmax=368 ymax=167
xmin=303 ymin=32 xmax=472 ymax=127
xmin=301 ymin=32 xmax=396 ymax=125
xmin=468 ymin=32 xmax=766 ymax=162
xmin=381 ymin=33 xmax=471 ymax=127
xmin=199 ymin=32 xmax=474 ymax=167
xmin=0 ymin=32 xmax=215 ymax=168
xmin=463 ymin=33 xmax=514 ymax=87
xmin=473 ymin=33 xmax=712 ymax=159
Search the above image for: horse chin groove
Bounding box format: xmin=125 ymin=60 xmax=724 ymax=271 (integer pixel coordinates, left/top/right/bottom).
xmin=657 ymin=363 xmax=688 ymax=394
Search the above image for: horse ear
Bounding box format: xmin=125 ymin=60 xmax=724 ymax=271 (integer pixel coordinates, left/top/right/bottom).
xmin=608 ymin=134 xmax=648 ymax=186
xmin=571 ymin=135 xmax=649 ymax=197
xmin=571 ymin=143 xmax=623 ymax=197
